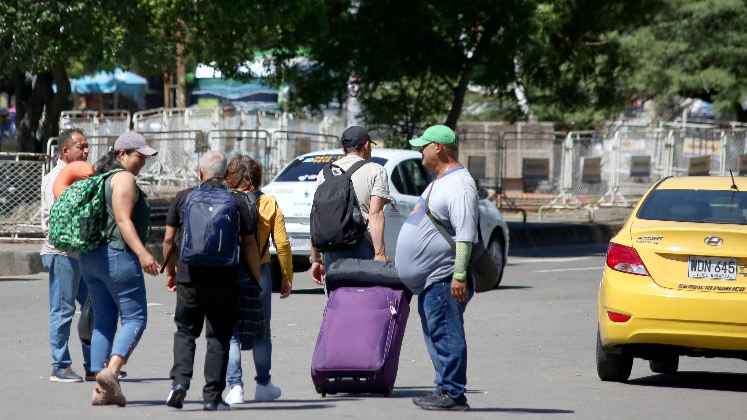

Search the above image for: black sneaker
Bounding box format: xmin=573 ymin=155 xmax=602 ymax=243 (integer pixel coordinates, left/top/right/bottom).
xmin=413 ymin=393 xmax=470 ymax=411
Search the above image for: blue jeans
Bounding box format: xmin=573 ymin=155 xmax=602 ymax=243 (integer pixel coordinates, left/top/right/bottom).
xmin=418 ymin=278 xmax=474 ymax=400
xmin=80 ymin=244 xmax=147 ymax=372
xmin=323 ymin=237 xmax=375 ymax=272
xmin=43 ymin=254 xmax=91 ymax=372
xmin=227 ymin=262 xmax=273 ymax=387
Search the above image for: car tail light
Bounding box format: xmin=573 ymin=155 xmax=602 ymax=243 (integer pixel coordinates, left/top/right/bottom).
xmin=607 ymin=311 xmax=631 ymax=322
xmin=606 ymin=243 xmax=649 ymax=276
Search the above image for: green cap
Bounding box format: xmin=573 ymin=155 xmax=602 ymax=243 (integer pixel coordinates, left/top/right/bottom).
xmin=409 ymin=125 xmax=456 ymax=147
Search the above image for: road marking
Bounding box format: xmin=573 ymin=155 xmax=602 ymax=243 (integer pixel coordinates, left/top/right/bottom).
xmin=535 ymin=267 xmax=601 ymax=273
xmin=147 ymin=303 xmax=162 ymax=306
xmin=512 ymin=257 xmax=591 ymax=264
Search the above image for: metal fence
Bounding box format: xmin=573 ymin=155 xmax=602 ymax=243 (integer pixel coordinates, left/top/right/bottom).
xmin=0 ymin=153 xmax=50 ymax=238
xmin=59 ymin=110 xmax=131 ymax=137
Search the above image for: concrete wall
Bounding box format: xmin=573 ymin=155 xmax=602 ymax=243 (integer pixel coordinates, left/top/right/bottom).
xmin=457 ymin=121 xmax=556 ymax=182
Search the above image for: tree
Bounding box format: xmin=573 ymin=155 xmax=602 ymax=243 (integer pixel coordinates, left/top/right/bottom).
xmin=0 ymin=0 xmax=169 ymax=152
xmin=619 ymin=0 xmax=747 ymax=121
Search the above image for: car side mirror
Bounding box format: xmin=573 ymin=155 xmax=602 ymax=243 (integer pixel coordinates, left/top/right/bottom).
xmin=477 ymin=187 xmax=489 ymax=200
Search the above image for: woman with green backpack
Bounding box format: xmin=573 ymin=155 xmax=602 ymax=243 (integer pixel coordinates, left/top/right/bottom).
xmin=80 ymin=132 xmax=160 ymax=406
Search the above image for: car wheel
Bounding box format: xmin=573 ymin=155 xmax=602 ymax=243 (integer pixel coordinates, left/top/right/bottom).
xmin=487 ymin=232 xmax=505 ymax=288
xmin=649 ymin=355 xmax=679 ymax=374
xmin=596 ymin=329 xmax=633 ymax=382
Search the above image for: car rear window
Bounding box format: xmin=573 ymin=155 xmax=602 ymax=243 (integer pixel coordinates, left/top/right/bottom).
xmin=637 ymin=189 xmax=747 ymax=224
xmin=273 ymin=155 xmax=388 ymax=182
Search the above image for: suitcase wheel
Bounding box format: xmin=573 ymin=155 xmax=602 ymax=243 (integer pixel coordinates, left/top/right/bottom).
xmin=315 ymin=387 xmax=326 ymax=397
xmin=382 ymin=389 xmax=391 ymax=397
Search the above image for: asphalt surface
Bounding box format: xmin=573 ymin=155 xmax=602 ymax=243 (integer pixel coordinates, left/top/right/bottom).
xmin=3 ymin=244 xmax=747 ymax=419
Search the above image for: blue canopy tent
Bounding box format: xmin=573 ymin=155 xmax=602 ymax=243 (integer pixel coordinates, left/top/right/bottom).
xmin=70 ymin=68 xmax=148 ymax=97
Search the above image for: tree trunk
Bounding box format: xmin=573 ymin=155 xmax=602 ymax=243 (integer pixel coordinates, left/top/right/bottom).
xmin=43 ymin=65 xmax=70 ymax=143
xmin=444 ymin=66 xmax=473 ymax=132
xmin=11 ymin=71 xmax=31 ymax=126
xmin=17 ymin=72 xmax=53 ymax=153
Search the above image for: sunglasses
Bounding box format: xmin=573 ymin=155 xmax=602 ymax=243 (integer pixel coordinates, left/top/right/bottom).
xmin=419 ymin=142 xmax=440 ymax=153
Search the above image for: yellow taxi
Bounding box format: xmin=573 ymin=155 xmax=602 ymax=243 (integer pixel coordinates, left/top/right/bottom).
xmin=597 ymin=176 xmax=747 ymax=381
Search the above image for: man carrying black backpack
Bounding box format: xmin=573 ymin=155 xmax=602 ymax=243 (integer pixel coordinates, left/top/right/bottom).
xmin=162 ymin=151 xmax=262 ymax=411
xmin=309 ymin=126 xmax=391 ymax=285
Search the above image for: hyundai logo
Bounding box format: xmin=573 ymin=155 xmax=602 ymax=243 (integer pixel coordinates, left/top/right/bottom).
xmin=704 ymin=236 xmax=724 ymax=246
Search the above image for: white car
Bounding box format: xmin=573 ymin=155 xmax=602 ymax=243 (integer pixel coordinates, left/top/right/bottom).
xmin=261 ymin=148 xmax=509 ymax=290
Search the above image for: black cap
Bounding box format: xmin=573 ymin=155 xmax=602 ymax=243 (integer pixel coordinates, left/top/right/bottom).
xmin=341 ymin=126 xmax=376 ymax=148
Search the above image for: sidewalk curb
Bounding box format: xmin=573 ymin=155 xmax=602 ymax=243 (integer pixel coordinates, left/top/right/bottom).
xmin=7 ymin=242 xmax=165 ymax=277
xmin=508 ymin=221 xmax=622 ymax=249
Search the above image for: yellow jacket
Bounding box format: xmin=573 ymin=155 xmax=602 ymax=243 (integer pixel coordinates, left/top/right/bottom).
xmin=257 ymin=194 xmax=293 ymax=282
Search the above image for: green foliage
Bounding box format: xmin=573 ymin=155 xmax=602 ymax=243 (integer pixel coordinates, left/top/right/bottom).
xmin=620 ymin=0 xmax=747 ymax=118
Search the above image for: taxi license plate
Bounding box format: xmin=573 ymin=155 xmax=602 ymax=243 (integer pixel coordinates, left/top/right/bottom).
xmin=290 ymin=236 xmax=311 ymax=249
xmin=687 ymin=256 xmax=737 ymax=280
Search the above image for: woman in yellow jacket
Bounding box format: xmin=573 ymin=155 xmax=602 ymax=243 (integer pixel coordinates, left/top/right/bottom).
xmin=224 ymin=154 xmax=293 ymax=404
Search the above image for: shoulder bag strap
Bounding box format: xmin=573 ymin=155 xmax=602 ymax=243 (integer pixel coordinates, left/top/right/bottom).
xmin=424 ymin=181 xmax=457 ymax=252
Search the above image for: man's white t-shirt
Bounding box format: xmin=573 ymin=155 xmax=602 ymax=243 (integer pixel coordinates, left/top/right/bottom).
xmin=316 ymin=155 xmax=391 ymax=241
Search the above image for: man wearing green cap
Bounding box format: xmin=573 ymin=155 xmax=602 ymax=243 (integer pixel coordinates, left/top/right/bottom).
xmin=395 ymin=125 xmax=477 ymax=411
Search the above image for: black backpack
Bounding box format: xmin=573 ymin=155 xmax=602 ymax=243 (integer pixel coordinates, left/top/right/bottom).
xmin=234 ymin=190 xmax=271 ymax=259
xmin=310 ymin=160 xmax=369 ymax=252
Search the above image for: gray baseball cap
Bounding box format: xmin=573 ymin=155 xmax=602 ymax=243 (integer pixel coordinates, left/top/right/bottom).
xmin=114 ymin=132 xmax=158 ymax=156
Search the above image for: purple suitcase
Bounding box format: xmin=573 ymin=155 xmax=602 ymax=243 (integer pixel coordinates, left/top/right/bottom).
xmin=311 ymin=286 xmax=410 ymax=396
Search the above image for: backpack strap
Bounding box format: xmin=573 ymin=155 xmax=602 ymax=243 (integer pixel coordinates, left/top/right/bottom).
xmin=324 ymin=160 xmax=370 ymax=179
xmin=342 ymin=160 xmax=370 ymax=178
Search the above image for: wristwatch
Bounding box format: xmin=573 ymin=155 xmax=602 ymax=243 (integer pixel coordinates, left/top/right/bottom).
xmin=309 ymin=256 xmax=323 ymax=264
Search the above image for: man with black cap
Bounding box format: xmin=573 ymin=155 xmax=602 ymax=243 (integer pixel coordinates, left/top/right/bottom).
xmin=309 ymin=126 xmax=391 ymax=284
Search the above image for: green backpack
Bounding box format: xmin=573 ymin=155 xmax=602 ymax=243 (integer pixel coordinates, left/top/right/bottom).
xmin=49 ymin=168 xmax=124 ymax=253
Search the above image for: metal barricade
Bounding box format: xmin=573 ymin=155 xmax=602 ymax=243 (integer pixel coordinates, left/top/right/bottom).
xmin=538 ymin=131 xmax=599 ymax=220
xmin=455 ymin=131 xmax=503 ymax=191
xmin=723 ymin=130 xmax=747 ymax=175
xmin=59 ymin=110 xmax=130 ymax=137
xmin=137 ymin=131 xmax=206 ymax=198
xmin=206 ymin=130 xmax=272 ymax=179
xmin=501 ymin=131 xmax=565 ymax=208
xmin=266 ymin=131 xmax=340 ymax=181
xmin=0 ymin=153 xmax=51 ymax=238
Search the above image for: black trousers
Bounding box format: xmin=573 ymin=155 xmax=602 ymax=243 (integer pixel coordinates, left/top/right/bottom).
xmin=170 ymin=280 xmax=238 ymax=402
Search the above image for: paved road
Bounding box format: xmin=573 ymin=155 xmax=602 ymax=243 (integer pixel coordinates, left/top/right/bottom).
xmin=3 ymin=244 xmax=747 ymax=419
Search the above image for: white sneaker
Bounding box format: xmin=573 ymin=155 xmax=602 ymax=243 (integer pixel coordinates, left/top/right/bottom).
xmin=225 ymin=385 xmax=244 ymax=405
xmin=254 ymin=382 xmax=281 ymax=402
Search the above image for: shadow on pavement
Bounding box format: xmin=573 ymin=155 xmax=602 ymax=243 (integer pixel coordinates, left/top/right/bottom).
xmin=469 ymin=407 xmax=574 ymax=414
xmin=496 ymin=285 xmax=532 ymax=290
xmin=0 ymin=276 xmax=44 ymax=282
xmin=629 ymin=371 xmax=747 ymax=392
xmin=122 ymin=377 xmax=171 ymax=383
xmin=293 ymin=288 xmax=325 ymax=295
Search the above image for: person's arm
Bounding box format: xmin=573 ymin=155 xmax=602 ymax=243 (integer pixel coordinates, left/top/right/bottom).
xmin=271 ymin=203 xmax=293 ymax=298
xmin=368 ymin=195 xmax=387 ymax=261
xmin=241 ymin=235 xmax=261 ymax=281
xmin=310 ymin=241 xmax=325 ymax=285
xmin=163 ymin=225 xmax=178 ymax=291
xmin=111 ymin=171 xmax=160 ymax=276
